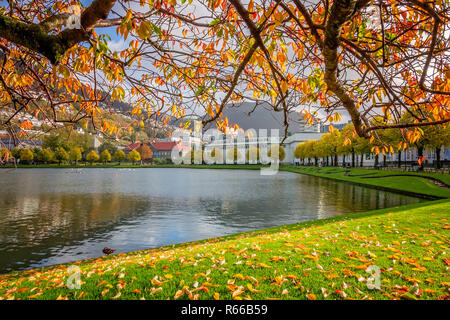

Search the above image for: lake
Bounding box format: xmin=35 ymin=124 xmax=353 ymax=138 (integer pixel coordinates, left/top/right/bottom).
xmin=0 ymin=168 xmax=423 ymax=273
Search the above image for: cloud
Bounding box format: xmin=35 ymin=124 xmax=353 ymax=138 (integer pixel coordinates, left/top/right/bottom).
xmin=108 ymin=38 xmax=129 ymax=52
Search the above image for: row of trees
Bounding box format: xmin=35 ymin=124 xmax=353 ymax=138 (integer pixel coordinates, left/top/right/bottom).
xmin=295 ymin=120 xmax=450 ymax=169
xmin=1 ymin=147 xmax=144 ymax=166
xmin=0 ymin=129 xmax=154 ymax=165
xmin=187 ymin=145 xmax=286 ymax=164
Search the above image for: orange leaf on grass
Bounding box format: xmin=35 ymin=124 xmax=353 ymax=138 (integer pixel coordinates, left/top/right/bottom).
xmin=306 ymin=294 xmax=316 ymax=300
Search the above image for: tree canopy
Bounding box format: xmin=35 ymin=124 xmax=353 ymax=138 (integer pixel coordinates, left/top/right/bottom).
xmin=100 ymin=149 xmax=112 ymax=162
xmin=0 ymin=0 xmax=449 ymax=148
xmin=128 ymin=149 xmax=141 ymax=164
xmin=113 ymin=149 xmax=126 ymax=162
xmin=86 ymin=149 xmax=100 ymax=162
xmin=137 ymin=143 xmax=153 ymax=160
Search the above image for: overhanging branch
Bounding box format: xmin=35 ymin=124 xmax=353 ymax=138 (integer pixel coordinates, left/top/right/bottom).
xmin=0 ymin=0 xmax=117 ymax=64
xmin=323 ymin=0 xmax=371 ymax=138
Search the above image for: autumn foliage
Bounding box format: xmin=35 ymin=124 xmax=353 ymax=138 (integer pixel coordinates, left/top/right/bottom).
xmin=0 ymin=0 xmax=449 ymax=149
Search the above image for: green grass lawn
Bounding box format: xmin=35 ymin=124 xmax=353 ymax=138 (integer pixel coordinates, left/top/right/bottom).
xmin=279 ymin=166 xmax=450 ymax=199
xmin=0 ymin=200 xmax=449 ymax=300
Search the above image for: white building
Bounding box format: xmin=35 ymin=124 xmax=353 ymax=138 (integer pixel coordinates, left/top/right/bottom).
xmin=331 ymin=148 xmax=450 ymax=168
xmin=198 ymin=123 xmax=323 ymax=164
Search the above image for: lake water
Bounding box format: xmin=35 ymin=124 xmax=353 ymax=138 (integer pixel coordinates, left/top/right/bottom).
xmin=0 ymin=168 xmax=423 ymax=273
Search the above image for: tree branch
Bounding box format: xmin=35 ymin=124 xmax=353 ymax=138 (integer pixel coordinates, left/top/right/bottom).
xmin=323 ymin=0 xmax=371 ymax=138
xmin=367 ymin=118 xmax=450 ymax=132
xmin=0 ymin=0 xmax=117 ymax=64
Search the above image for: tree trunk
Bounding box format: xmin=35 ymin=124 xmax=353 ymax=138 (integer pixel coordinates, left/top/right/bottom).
xmin=334 ymin=154 xmax=338 ymax=167
xmin=360 ymin=154 xmax=364 ymax=167
xmin=351 ymin=151 xmax=355 ymax=167
xmin=383 ymin=154 xmax=386 ymax=167
xmin=374 ymin=154 xmax=379 ymax=168
xmin=397 ymin=151 xmax=401 ymax=168
xmin=436 ymin=147 xmax=441 ymax=169
xmin=322 ymin=0 xmax=370 ymax=139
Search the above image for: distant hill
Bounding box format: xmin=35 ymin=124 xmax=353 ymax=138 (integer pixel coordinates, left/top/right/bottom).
xmin=96 ymin=91 xmax=133 ymax=112
xmin=220 ymin=101 xmax=317 ymax=134
xmin=167 ymin=101 xmax=318 ymax=134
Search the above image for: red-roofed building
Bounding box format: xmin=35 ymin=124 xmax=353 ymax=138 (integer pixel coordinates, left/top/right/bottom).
xmin=150 ymin=141 xmax=189 ymax=159
xmin=123 ymin=142 xmax=145 ymax=154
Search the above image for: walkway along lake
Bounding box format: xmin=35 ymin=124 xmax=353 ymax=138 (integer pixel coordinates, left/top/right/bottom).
xmin=0 ymin=168 xmax=424 ymax=273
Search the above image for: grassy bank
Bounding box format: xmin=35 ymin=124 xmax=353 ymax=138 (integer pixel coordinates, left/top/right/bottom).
xmin=0 ymin=199 xmax=448 ymax=300
xmin=279 ymin=166 xmax=450 ymax=199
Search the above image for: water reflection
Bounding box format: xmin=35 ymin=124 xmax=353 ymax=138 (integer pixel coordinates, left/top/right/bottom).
xmin=0 ymin=168 xmax=423 ymax=273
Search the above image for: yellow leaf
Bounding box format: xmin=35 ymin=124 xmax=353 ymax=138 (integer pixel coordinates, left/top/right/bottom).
xmin=248 ymin=0 xmax=254 ymax=12
xmin=97 ymin=280 xmax=108 ymax=287
xmin=151 ymin=276 xmax=167 ymax=286
xmin=306 ymin=294 xmax=316 ymax=300
xmin=206 ymin=105 xmax=214 ymax=117
xmin=138 ymin=21 xmax=151 ymax=40
xmin=247 ymin=283 xmax=262 ymax=293
xmin=112 ymin=291 xmax=121 ymax=299
xmin=277 ymin=52 xmax=286 ymax=68
xmin=281 ymin=80 xmax=288 ymax=94
xmin=150 ymin=287 xmax=163 ymax=295
xmin=214 ymin=292 xmax=220 ymax=300
xmin=174 ymin=290 xmax=184 ymax=299
xmin=305 ymin=254 xmax=319 ymax=262
xmin=232 ymin=286 xmax=245 ymax=298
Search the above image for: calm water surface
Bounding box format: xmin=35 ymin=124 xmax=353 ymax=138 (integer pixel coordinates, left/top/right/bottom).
xmin=0 ymin=168 xmax=423 ymax=273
